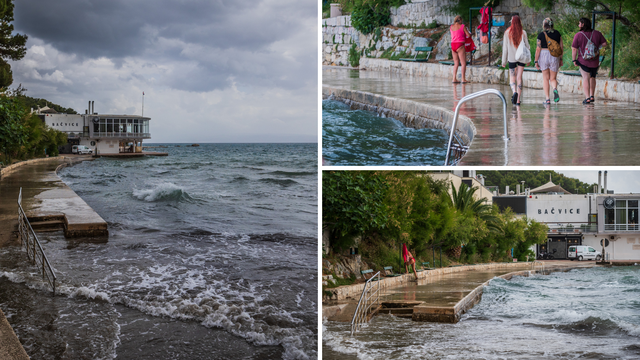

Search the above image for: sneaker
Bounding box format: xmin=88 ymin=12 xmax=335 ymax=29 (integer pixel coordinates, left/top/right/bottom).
xmin=512 ymin=93 xmax=518 ymax=105
xmin=553 ymin=89 xmax=559 ymax=103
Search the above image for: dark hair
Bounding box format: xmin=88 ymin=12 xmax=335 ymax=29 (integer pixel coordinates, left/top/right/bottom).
xmin=579 ymin=17 xmax=592 ymax=31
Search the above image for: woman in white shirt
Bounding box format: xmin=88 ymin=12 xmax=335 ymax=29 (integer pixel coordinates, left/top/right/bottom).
xmin=501 ymin=15 xmax=530 ymax=105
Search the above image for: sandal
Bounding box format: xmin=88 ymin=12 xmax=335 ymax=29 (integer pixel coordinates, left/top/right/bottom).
xmin=516 ymin=102 xmax=521 ymax=106
xmin=590 ymin=95 xmax=595 ymax=103
xmin=583 ymin=98 xmax=591 ymax=104
xmin=553 ymin=89 xmax=560 ymax=103
xmin=544 ymin=99 xmax=550 ymax=105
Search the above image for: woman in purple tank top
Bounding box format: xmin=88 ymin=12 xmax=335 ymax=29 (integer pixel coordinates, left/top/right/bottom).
xmin=450 ymin=15 xmax=471 ymax=83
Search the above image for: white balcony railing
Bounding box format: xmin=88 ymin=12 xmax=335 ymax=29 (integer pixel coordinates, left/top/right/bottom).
xmin=91 ymin=132 xmax=151 ymax=139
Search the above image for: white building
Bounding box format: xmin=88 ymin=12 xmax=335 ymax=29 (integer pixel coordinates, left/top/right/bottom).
xmin=35 ymin=101 xmax=151 ymax=155
xmin=493 ymin=172 xmax=640 ymax=261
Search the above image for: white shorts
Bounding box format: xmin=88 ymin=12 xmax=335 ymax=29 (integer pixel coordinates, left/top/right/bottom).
xmin=539 ymin=49 xmax=560 ymax=72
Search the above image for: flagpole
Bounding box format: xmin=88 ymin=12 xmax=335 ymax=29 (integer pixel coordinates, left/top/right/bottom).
xmin=142 ymin=92 xmax=144 ymax=117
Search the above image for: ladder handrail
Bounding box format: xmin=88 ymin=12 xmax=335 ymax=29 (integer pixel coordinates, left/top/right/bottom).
xmin=350 ymin=271 xmax=381 ymax=336
xmin=444 ymin=89 xmax=509 ymax=165
xmin=17 ymin=188 xmax=57 ymax=295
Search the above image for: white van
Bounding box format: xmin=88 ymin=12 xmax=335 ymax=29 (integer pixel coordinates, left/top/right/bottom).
xmin=72 ymin=145 xmax=93 ymax=155
xmin=568 ymin=245 xmax=601 ymax=261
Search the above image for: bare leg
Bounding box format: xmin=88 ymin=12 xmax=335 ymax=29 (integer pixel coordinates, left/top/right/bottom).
xmin=590 ymin=77 xmax=596 ymax=98
xmin=516 ymin=65 xmax=524 ymax=103
xmin=542 ymin=69 xmax=550 ymax=100
xmin=549 ymin=70 xmax=558 ymax=92
xmin=509 ymin=67 xmax=517 ymax=93
xmin=412 ymin=263 xmax=418 ymax=279
xmin=405 ymin=262 xmax=409 ymax=274
xmin=580 ymin=68 xmax=591 ymax=100
xmin=457 ymin=47 xmax=467 ymax=82
xmin=452 ymin=47 xmax=460 ymax=82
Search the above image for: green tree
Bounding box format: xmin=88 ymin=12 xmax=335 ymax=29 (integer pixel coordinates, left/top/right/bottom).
xmin=0 ymin=95 xmax=28 ymax=164
xmin=0 ymin=0 xmax=27 ymax=88
xmin=322 ymin=171 xmax=389 ymax=252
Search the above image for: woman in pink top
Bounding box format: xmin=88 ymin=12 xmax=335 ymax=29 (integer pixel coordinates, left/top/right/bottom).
xmin=450 ymin=15 xmax=471 ymax=83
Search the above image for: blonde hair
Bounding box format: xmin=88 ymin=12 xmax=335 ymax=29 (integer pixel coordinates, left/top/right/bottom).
xmin=543 ymin=18 xmax=554 ymax=32
xmin=453 ymin=15 xmax=463 ymax=25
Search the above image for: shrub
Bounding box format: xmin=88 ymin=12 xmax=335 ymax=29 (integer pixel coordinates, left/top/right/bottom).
xmin=348 ymin=43 xmax=361 ymax=67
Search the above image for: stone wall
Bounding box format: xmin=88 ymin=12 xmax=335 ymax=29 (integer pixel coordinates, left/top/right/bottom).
xmin=322 ymin=0 xmax=570 ymax=66
xmin=323 ymin=85 xmax=476 ymax=144
xmin=0 ymin=156 xmax=63 ymax=178
xmin=323 ymin=262 xmax=539 ymax=301
xmin=359 ymin=58 xmax=640 ymax=103
xmin=390 ymin=0 xmax=455 ymax=28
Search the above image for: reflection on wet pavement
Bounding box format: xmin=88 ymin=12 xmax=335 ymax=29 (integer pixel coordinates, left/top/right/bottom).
xmin=323 ymin=67 xmax=640 ymax=165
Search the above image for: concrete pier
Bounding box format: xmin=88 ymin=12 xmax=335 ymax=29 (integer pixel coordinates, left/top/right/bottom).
xmin=1 ymin=157 xmax=108 ymax=243
xmin=323 ymin=261 xmax=596 ymax=324
xmin=323 ymin=67 xmax=640 ymax=166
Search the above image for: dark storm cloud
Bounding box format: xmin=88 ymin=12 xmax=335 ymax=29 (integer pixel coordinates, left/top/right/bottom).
xmin=13 ymin=0 xmax=317 ymax=91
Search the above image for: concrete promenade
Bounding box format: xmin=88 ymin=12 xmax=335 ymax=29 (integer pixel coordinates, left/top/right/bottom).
xmin=323 ymin=261 xmax=596 ymax=324
xmin=0 ymin=156 xmax=109 ymax=358
xmin=323 ymin=66 xmax=640 ymax=166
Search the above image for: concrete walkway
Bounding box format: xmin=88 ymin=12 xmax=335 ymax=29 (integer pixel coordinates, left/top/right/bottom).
xmin=0 ymin=309 xmax=29 ymax=360
xmin=324 ymin=261 xmax=596 ymax=324
xmin=0 ymin=157 xmax=108 ymax=241
xmin=323 ymin=67 xmax=640 ymax=166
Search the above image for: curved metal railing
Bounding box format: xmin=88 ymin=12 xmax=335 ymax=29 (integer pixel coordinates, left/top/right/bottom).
xmin=350 ymin=271 xmax=381 ymax=336
xmin=444 ymin=89 xmax=509 ymax=165
xmin=17 ymin=188 xmax=57 ymax=295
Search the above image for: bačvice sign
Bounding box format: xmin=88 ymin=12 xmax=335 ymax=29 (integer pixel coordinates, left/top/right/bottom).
xmin=526 ymin=194 xmax=590 ymax=223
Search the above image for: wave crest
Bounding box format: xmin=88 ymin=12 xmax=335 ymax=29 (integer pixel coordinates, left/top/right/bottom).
xmin=133 ymin=183 xmax=192 ymax=202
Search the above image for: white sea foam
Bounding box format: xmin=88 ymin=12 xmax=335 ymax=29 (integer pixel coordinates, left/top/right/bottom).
xmin=132 ymin=182 xmax=186 ymax=202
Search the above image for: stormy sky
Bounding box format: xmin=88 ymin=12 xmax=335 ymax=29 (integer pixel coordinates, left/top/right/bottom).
xmin=10 ymin=0 xmax=318 ymax=143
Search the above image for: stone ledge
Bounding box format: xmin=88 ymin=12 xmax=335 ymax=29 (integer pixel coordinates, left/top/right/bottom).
xmin=323 ymin=262 xmax=539 ymax=301
xmin=323 ymin=85 xmax=476 ymax=150
xmin=359 ymin=58 xmax=640 ymax=103
xmin=1 ymin=156 xmax=63 ymax=177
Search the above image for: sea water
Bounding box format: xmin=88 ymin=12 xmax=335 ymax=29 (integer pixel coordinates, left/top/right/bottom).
xmin=0 ymin=143 xmax=317 ymax=360
xmin=323 ymin=266 xmax=640 ymax=359
xmin=322 ymin=100 xmax=449 ymax=166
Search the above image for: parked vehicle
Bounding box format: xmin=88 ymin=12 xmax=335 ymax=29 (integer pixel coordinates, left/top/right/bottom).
xmin=568 ymin=245 xmax=602 ymax=261
xmin=537 ymin=248 xmax=556 ymax=260
xmin=72 ymin=145 xmax=93 ymax=155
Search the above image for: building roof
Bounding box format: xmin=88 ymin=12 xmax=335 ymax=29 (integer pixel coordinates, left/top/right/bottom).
xmin=530 ymin=180 xmax=571 ymax=194
xmin=39 ymin=106 xmax=58 ymax=114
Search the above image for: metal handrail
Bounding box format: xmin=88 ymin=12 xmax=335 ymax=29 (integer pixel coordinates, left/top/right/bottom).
xmin=350 ymin=271 xmax=381 ymax=336
xmin=17 ymin=188 xmax=57 ymax=295
xmin=444 ymin=89 xmax=509 ymax=165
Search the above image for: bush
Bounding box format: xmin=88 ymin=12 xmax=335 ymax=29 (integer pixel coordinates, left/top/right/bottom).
xmin=348 ymin=43 xmax=361 ymax=67
xmin=350 ymin=0 xmax=407 ymax=35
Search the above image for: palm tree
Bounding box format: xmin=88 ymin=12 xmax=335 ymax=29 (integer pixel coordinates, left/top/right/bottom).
xmin=447 ymin=182 xmax=500 ymax=258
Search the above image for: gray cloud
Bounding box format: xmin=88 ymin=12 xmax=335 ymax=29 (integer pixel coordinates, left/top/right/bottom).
xmin=9 ymin=0 xmax=317 ymax=142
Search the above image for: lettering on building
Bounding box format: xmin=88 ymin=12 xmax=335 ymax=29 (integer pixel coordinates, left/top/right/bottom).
xmin=538 ymin=208 xmax=580 ymax=214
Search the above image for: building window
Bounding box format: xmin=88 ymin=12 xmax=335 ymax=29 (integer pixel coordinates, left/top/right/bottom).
xmin=605 ymin=199 xmax=640 ymax=231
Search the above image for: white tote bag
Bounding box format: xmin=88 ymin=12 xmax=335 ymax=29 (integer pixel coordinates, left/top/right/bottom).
xmin=515 ymin=34 xmax=530 ymax=63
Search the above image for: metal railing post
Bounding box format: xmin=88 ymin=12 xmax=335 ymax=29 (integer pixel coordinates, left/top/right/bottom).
xmin=17 ymin=187 xmax=57 ymax=295
xmin=444 ymin=89 xmax=508 ymax=165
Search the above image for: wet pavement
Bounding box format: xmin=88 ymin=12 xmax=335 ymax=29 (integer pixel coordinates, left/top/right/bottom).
xmin=0 ymin=157 xmax=107 ymax=246
xmin=324 ymin=261 xmax=596 ymax=323
xmin=323 ymin=67 xmax=640 ymax=165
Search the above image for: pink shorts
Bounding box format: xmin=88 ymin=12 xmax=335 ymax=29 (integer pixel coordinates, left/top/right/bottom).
xmin=451 ymin=42 xmax=465 ymax=52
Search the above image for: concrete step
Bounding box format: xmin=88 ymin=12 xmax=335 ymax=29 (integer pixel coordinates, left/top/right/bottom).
xmin=28 ymin=220 xmax=65 ymax=231
xmin=379 ymin=307 xmax=414 ymax=315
